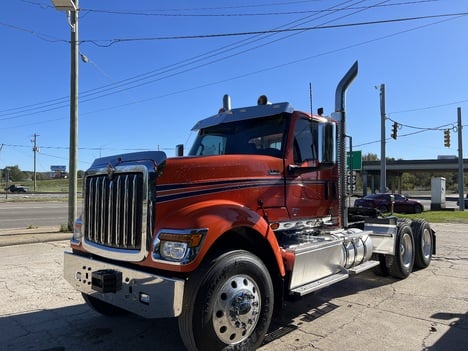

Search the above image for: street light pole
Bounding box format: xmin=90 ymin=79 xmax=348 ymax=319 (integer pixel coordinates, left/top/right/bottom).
xmin=68 ymin=0 xmax=79 ymax=231
xmin=457 ymin=107 xmax=464 ymax=211
xmin=51 ymin=0 xmax=79 ymax=230
xmin=379 ymin=84 xmax=387 ymax=193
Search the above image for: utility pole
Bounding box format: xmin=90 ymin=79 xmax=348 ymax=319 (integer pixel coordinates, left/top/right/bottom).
xmin=51 ymin=0 xmax=79 ymax=230
xmin=32 ymin=133 xmax=39 ymax=192
xmin=68 ymin=0 xmax=79 ymax=231
xmin=457 ymin=107 xmax=464 ymax=210
xmin=5 ymin=167 xmax=10 ymax=200
xmin=379 ymin=84 xmax=387 ymax=193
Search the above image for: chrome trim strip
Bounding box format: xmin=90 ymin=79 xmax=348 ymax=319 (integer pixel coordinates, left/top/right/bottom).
xmin=272 ymin=216 xmax=333 ymax=232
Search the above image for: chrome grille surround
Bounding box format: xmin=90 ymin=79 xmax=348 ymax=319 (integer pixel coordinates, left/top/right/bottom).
xmin=82 ymin=164 xmax=149 ymax=262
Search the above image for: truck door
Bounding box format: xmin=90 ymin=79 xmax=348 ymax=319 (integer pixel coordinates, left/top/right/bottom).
xmin=285 ymin=116 xmax=337 ymax=220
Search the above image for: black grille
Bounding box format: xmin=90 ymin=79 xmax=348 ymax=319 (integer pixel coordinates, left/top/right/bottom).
xmin=84 ymin=172 xmax=144 ymax=250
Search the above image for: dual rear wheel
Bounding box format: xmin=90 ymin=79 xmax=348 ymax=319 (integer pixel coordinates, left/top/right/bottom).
xmin=378 ymin=219 xmax=434 ymax=279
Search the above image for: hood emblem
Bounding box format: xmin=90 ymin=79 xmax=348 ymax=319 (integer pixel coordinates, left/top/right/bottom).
xmin=107 ymin=163 xmax=116 ymax=180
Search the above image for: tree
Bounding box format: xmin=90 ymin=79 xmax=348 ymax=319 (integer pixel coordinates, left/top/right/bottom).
xmin=363 ymin=153 xmax=379 ymax=161
xmin=2 ymin=165 xmax=25 ymax=182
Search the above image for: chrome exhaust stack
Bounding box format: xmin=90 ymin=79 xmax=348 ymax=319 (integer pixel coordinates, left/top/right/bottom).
xmin=332 ymin=61 xmax=358 ymax=228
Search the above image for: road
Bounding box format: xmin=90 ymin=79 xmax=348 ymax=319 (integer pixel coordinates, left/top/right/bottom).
xmin=0 ymin=223 xmax=467 ymax=351
xmin=0 ymin=200 xmax=69 ymax=229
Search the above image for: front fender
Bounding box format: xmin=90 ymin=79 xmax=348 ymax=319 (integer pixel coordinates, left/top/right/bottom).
xmin=154 ymin=200 xmax=285 ymax=276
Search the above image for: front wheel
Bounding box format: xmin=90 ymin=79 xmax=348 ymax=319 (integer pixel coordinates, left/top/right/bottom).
xmin=178 ymin=250 xmax=274 ymax=351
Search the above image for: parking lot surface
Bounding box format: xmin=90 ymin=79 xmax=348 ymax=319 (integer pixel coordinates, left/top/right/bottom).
xmin=0 ymin=223 xmax=466 ymax=351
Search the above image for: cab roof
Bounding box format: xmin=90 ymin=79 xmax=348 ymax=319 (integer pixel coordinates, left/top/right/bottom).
xmin=191 ymin=102 xmax=294 ymax=131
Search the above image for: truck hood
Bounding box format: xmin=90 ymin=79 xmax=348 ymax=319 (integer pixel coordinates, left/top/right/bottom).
xmin=155 ymin=154 xmax=285 ymax=210
xmin=89 ymin=151 xmax=167 ymax=171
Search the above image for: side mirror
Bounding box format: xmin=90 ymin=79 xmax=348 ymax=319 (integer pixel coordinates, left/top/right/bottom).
xmin=175 ymin=144 xmax=184 ymax=156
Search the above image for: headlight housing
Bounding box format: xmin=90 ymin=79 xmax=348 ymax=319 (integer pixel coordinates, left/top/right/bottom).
xmin=72 ymin=217 xmax=83 ymax=243
xmin=152 ymin=229 xmax=207 ymax=264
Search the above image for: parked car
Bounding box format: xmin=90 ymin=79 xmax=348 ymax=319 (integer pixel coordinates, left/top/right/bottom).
xmin=4 ymin=184 xmax=29 ymax=193
xmin=354 ymin=193 xmax=424 ymax=214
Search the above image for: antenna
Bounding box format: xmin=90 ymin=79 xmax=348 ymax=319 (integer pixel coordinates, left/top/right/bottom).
xmin=309 ymin=82 xmax=313 ymax=116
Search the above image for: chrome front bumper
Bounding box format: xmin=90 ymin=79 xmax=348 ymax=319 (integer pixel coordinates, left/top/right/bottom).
xmin=64 ymin=252 xmax=185 ymax=318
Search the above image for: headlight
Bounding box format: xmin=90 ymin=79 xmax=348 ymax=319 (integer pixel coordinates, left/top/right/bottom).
xmin=161 ymin=241 xmax=188 ymax=261
xmin=72 ymin=217 xmax=83 ymax=243
xmin=153 ymin=229 xmax=207 ymax=263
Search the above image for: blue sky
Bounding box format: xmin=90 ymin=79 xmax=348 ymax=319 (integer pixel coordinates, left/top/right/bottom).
xmin=1 ymin=0 xmax=467 ymax=173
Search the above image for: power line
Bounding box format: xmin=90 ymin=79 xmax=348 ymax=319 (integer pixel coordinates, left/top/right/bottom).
xmin=387 ymin=116 xmax=456 ymax=131
xmin=73 ymin=0 xmax=375 ymax=101
xmin=1 ymin=2 xmax=464 ymax=127
xmin=354 ymin=120 xmax=456 ymax=148
xmin=2 ymin=13 xmax=465 ymax=130
xmin=0 ymin=21 xmax=65 ymax=43
xmin=388 ymin=99 xmax=468 ymax=115
xmin=81 ymin=12 xmax=468 ymax=46
xmin=82 ymin=1 xmax=439 ymax=18
xmin=0 ymin=1 xmax=448 ymax=116
xmin=0 ymin=0 xmax=372 ymax=119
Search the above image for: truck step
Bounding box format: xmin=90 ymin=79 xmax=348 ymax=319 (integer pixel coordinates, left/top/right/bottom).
xmin=348 ymin=260 xmax=380 ymax=275
xmin=290 ymin=270 xmax=349 ymax=296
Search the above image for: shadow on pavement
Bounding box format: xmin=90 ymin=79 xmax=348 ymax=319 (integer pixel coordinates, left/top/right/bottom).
xmin=427 ymin=311 xmax=468 ymax=351
xmin=0 ymin=304 xmax=184 ymax=351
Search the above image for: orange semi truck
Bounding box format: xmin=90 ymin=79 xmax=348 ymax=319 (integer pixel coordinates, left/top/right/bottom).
xmin=64 ymin=62 xmax=435 ymax=351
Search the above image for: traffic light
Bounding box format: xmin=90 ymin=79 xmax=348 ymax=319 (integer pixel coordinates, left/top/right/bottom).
xmin=391 ymin=122 xmax=398 ymax=140
xmin=444 ymin=129 xmax=450 ymax=147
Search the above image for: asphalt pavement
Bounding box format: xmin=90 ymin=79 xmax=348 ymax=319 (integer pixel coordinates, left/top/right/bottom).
xmin=0 ymin=223 xmax=467 ymax=351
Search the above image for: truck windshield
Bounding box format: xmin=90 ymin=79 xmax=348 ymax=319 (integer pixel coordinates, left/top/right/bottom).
xmin=188 ymin=114 xmax=288 ymax=157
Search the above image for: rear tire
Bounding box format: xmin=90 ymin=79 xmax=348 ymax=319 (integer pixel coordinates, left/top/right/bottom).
xmin=178 ymin=250 xmax=274 ymax=351
xmin=411 ymin=219 xmax=433 ymax=269
xmin=389 ymin=222 xmax=414 ymax=279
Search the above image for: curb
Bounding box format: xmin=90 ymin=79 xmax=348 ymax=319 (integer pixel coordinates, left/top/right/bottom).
xmin=0 ymin=227 xmax=72 ymax=247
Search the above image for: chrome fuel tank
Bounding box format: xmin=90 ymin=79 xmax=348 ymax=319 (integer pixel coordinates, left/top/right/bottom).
xmin=286 ymin=228 xmax=374 ymax=293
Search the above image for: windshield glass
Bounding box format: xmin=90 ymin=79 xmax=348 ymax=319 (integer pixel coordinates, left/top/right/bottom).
xmin=188 ymin=114 xmax=289 ymax=157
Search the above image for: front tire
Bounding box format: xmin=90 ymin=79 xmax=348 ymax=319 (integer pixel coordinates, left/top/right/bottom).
xmin=178 ymin=250 xmax=274 ymax=351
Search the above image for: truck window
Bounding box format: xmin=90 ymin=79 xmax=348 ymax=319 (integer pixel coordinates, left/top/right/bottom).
xmin=190 ymin=134 xmax=227 ymax=156
xmin=293 ymin=118 xmax=318 ymax=163
xmin=189 ymin=114 xmax=288 ymax=157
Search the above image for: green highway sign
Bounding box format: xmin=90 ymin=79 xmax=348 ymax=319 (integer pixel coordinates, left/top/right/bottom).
xmin=346 ymin=150 xmax=362 ymax=171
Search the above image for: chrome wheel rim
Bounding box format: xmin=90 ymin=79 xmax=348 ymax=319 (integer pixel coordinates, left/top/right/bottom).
xmin=421 ymin=227 xmax=432 ymax=260
xmin=212 ymin=274 xmax=261 ymax=344
xmin=400 ymin=232 xmax=414 ymax=269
